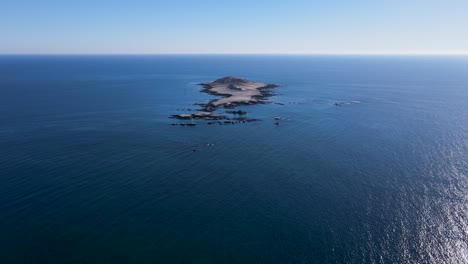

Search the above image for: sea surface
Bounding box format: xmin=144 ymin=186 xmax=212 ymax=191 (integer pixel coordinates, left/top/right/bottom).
xmin=0 ymin=55 xmax=467 ymax=263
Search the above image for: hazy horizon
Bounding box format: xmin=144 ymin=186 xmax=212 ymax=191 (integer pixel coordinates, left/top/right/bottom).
xmin=2 ymin=53 xmax=468 ymax=56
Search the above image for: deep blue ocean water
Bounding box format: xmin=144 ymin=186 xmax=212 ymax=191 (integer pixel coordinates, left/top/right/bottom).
xmin=0 ymin=55 xmax=467 ymax=263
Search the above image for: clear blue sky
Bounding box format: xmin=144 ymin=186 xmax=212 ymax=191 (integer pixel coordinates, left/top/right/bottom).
xmin=1 ymin=0 xmax=467 ymax=54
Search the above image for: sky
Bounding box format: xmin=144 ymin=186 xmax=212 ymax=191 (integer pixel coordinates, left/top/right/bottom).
xmin=1 ymin=0 xmax=468 ymax=54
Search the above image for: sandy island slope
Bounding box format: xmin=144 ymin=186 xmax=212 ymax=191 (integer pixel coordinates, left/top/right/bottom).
xmin=199 ymin=77 xmax=279 ymax=109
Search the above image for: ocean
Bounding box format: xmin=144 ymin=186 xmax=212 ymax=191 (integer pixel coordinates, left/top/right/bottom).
xmin=0 ymin=55 xmax=467 ymax=263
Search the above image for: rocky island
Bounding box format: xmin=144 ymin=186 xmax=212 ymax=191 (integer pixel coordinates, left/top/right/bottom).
xmin=170 ymin=77 xmax=279 ymax=122
xmin=198 ymin=77 xmax=279 ymax=110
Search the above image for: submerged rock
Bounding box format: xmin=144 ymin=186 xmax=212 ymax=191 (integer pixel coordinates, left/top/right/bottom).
xmin=226 ymin=110 xmax=248 ymax=115
xmin=335 ymin=101 xmax=361 ymax=106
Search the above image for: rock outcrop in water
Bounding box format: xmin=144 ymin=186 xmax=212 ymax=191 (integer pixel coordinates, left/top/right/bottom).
xmin=334 ymin=101 xmax=361 ymax=106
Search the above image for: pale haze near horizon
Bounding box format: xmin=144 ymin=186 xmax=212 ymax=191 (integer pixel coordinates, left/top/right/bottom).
xmin=1 ymin=0 xmax=468 ymax=55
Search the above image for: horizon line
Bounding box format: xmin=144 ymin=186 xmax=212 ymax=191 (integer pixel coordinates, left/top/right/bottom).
xmin=1 ymin=53 xmax=468 ymax=56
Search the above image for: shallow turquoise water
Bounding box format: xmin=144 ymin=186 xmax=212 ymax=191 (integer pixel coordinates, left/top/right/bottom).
xmin=0 ymin=55 xmax=467 ymax=263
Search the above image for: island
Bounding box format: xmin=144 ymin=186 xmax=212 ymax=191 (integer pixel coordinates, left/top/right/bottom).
xmin=170 ymin=77 xmax=279 ymax=123
xmin=198 ymin=77 xmax=279 ymax=110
